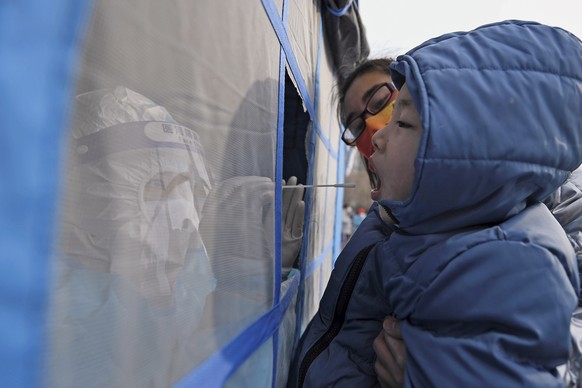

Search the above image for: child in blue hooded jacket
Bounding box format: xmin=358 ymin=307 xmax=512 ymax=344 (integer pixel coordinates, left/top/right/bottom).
xmin=288 ymin=20 xmax=582 ymax=387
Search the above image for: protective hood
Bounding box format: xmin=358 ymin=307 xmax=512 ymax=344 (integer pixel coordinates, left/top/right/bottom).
xmin=383 ymin=20 xmax=582 ymax=234
xmin=61 ymin=86 xmax=213 ymax=307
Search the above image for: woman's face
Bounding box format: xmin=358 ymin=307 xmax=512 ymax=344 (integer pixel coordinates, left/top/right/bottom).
xmin=342 ymin=71 xmax=396 ymax=159
xmin=369 ymin=83 xmax=423 ymax=202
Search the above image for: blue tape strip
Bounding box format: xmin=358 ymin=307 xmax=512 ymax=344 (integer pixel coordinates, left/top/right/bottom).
xmin=274 ymin=17 xmax=286 ymax=312
xmin=306 ymin=241 xmax=333 ymax=278
xmin=316 ymin=123 xmax=337 ymax=159
xmin=315 ymin=21 xmax=333 ymax=299
xmin=174 ymin=274 xmax=299 ymax=388
xmin=325 ymin=0 xmax=354 ymax=17
xmin=261 ymin=0 xmax=337 ymax=160
xmin=333 ymin=121 xmax=348 ymax=265
xmin=271 ymin=0 xmax=289 ymax=384
xmin=0 ymin=1 xmax=93 ymax=386
xmin=287 ymin=0 xmax=320 ymax=347
xmin=261 ymin=0 xmax=313 ymax=116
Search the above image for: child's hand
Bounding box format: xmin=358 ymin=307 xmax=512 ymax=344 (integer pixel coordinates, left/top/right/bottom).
xmin=373 ymin=316 xmax=406 ymax=387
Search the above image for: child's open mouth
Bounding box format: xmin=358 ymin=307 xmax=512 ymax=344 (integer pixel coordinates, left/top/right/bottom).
xmin=367 ymin=160 xmax=382 ymax=201
xmin=371 ymin=174 xmax=381 ymax=201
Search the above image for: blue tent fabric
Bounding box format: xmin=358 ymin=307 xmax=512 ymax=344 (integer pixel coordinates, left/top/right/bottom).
xmin=0 ymin=1 xmax=92 ymax=386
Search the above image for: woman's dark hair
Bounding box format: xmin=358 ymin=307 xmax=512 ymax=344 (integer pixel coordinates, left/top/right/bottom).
xmin=337 ymin=57 xmax=394 ymax=125
xmin=336 ymin=57 xmax=394 ymax=189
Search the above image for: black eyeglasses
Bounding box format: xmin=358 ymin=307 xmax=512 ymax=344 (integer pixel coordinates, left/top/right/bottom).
xmin=341 ymin=82 xmax=396 ymax=146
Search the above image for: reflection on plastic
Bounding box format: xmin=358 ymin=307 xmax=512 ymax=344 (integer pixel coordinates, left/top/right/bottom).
xmin=52 ymin=86 xmax=217 ymax=386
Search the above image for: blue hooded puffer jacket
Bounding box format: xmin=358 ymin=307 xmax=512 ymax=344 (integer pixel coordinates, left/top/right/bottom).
xmin=288 ymin=20 xmax=582 ymax=387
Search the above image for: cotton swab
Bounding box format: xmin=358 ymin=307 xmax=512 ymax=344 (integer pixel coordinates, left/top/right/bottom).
xmin=282 ymin=183 xmax=356 ymax=189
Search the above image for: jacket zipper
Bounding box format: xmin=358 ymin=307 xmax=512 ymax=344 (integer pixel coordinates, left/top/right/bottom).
xmin=297 ymin=244 xmax=375 ymax=387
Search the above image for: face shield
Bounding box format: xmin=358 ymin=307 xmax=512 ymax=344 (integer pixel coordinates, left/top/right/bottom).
xmin=61 ymin=87 xmax=214 ymax=309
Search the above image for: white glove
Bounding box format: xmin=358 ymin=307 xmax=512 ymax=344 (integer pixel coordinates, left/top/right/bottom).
xmin=282 ymin=176 xmax=305 ymax=278
xmin=199 ymin=175 xmax=305 ymax=290
xmin=199 ymin=175 xmax=274 ymax=270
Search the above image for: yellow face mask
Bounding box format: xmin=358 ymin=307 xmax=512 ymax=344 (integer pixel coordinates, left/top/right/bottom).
xmin=356 ymin=99 xmax=396 ymax=158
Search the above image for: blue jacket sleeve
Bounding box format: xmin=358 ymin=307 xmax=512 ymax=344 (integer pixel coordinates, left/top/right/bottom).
xmin=399 ymin=240 xmax=578 ymax=387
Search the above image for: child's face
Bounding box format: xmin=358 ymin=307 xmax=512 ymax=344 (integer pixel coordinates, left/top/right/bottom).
xmin=369 ymin=83 xmax=423 ymax=202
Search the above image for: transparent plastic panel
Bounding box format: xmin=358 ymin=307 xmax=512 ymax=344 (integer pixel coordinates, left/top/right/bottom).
xmin=225 ymin=339 xmax=274 ymax=388
xmin=222 ymin=274 xmax=298 ymax=388
xmin=275 ymin=274 xmax=299 ymax=388
xmin=286 ymin=0 xmax=320 ymax=104
xmin=43 ymin=0 xmax=343 ymax=385
xmin=301 ymin=130 xmax=341 ymax=327
xmin=46 ymin=0 xmax=283 ymax=386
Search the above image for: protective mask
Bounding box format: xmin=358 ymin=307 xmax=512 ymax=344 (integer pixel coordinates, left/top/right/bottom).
xmin=165 ymin=243 xmax=216 ymax=336
xmin=357 ymin=99 xmax=396 ymax=159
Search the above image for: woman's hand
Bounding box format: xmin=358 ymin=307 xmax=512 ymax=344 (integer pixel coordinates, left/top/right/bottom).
xmin=373 ymin=316 xmax=406 ymax=387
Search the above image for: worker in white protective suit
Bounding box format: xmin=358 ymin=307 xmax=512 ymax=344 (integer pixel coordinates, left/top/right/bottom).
xmin=51 ymin=86 xmax=217 ymax=387
xmin=50 ymin=86 xmax=305 ymax=387
xmin=64 ymin=86 xmax=214 ymax=308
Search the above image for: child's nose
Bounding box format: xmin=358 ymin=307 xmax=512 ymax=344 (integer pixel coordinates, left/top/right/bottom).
xmin=371 ymin=125 xmax=383 ymax=152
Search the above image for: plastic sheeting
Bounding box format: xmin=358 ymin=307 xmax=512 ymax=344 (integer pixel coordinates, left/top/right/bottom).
xmin=30 ymin=0 xmax=350 ymax=387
